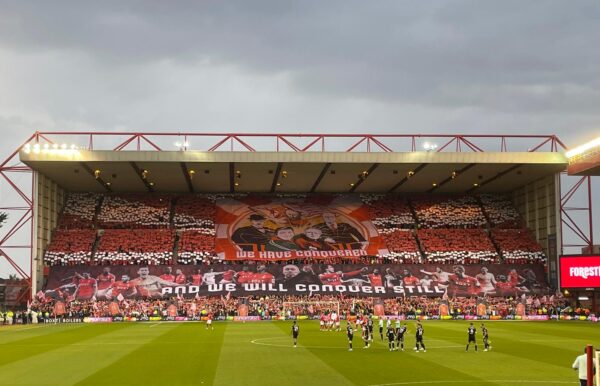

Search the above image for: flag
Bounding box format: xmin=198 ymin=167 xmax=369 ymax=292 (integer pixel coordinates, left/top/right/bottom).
xmin=195 ymin=292 xmax=200 ymax=299
xmin=442 ymin=289 xmax=448 ymax=301
xmin=36 ymin=290 xmax=44 ymax=299
xmin=27 ymin=300 xmax=31 ymax=310
xmin=177 ymin=292 xmax=183 ymax=301
xmin=116 ymin=293 xmax=124 ymax=302
xmin=225 ymin=291 xmax=231 ymax=301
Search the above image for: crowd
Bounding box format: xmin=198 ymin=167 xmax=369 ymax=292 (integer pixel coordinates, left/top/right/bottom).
xmin=20 ymin=293 xmax=581 ymax=321
xmin=97 ymin=194 xmax=171 ymax=229
xmin=43 ymin=192 xmax=548 ymax=266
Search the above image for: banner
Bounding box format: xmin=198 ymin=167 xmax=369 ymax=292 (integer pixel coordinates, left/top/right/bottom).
xmin=46 ymin=263 xmax=548 ymax=300
xmin=215 ymin=195 xmax=388 ymax=260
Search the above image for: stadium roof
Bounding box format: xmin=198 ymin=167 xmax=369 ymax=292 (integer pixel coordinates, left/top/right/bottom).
xmin=20 ymin=150 xmax=567 ymax=194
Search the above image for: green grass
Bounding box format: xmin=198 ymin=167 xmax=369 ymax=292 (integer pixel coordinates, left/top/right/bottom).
xmin=1 ymin=320 xmax=597 ymax=386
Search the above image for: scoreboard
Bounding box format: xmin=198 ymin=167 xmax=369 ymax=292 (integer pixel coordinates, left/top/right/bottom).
xmin=559 ymin=255 xmax=600 ymax=289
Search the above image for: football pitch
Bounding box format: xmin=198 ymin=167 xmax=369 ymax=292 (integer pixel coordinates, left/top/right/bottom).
xmin=0 ymin=320 xmax=597 ymax=386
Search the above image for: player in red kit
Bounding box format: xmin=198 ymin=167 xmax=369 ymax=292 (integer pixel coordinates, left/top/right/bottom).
xmin=220 ymin=269 xmax=237 ymax=284
xmin=111 ymin=275 xmax=137 ymax=298
xmin=236 ymin=266 xmax=254 ymax=284
xmin=366 ymin=269 xmax=383 ymax=287
xmin=448 ymin=265 xmax=480 ymax=296
xmin=96 ymin=267 xmax=115 ymax=299
xmin=74 ymin=273 xmax=97 ymax=300
xmin=160 ymin=267 xmax=176 ymax=283
xmin=401 ymin=269 xmax=420 ymax=286
xmin=191 ymin=269 xmax=203 ymax=286
xmin=251 ymin=265 xmax=275 ymax=284
xmin=174 ymin=269 xmax=187 ymax=285
xmin=319 ymin=265 xmax=366 ymax=286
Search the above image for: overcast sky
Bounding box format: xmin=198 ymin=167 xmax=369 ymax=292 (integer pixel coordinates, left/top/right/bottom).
xmin=0 ymin=1 xmax=599 ymax=276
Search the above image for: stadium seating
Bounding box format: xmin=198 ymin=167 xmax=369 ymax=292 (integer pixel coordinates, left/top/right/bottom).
xmin=412 ymin=195 xmax=487 ymax=228
xmin=44 ymin=229 xmax=97 ymax=265
xmin=97 ymin=194 xmax=171 ymax=228
xmin=479 ymin=194 xmax=522 ymax=228
xmin=491 ymin=229 xmax=546 ymax=263
xmin=177 ymin=230 xmax=216 ymax=264
xmin=362 ymin=194 xmax=415 ymax=230
xmin=417 ymin=228 xmax=499 ymax=264
xmin=173 ymin=196 xmax=215 ymax=233
xmin=95 ymin=229 xmax=175 ymax=265
xmin=43 ymin=192 xmax=547 ymax=267
xmin=58 ymin=193 xmax=99 ymax=229
xmin=379 ymin=230 xmax=421 ymax=263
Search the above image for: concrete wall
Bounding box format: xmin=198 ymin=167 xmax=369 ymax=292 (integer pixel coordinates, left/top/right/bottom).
xmin=512 ymin=173 xmax=561 ymax=284
xmin=33 ymin=172 xmax=65 ymax=293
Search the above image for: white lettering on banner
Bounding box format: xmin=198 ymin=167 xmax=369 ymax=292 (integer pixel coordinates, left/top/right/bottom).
xmin=238 ymin=249 xmax=369 ymax=259
xmin=569 ymin=266 xmax=600 ymax=279
xmin=161 ymin=283 xmax=446 ymax=296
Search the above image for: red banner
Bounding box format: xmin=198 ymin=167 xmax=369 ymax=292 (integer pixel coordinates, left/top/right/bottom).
xmin=560 ymin=255 xmax=600 ymax=288
xmin=215 ymin=195 xmax=388 ymax=260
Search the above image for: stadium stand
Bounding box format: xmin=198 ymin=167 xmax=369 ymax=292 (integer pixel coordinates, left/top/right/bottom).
xmin=417 ymin=228 xmax=499 ymax=264
xmin=57 ymin=193 xmax=99 ymax=229
xmin=177 ymin=230 xmax=216 ymax=264
xmin=97 ymin=194 xmax=171 ymax=229
xmin=362 ymin=194 xmax=415 ymax=230
xmin=479 ymin=194 xmax=522 ymax=228
xmin=491 ymin=228 xmax=546 ymax=263
xmin=412 ymin=195 xmax=487 ymax=228
xmin=380 ymin=230 xmax=421 ymax=263
xmin=95 ymin=229 xmax=175 ymax=265
xmin=31 ymin=293 xmax=568 ymax=319
xmin=173 ymin=195 xmax=216 ymax=233
xmin=44 ymin=192 xmax=547 ymax=266
xmin=44 ymin=229 xmax=97 ymax=265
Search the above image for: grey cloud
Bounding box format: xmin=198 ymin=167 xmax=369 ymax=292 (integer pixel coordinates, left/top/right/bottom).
xmin=1 ymin=1 xmax=599 ymax=114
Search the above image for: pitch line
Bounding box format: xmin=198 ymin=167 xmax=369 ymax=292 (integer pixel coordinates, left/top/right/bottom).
xmin=0 ymin=325 xmax=47 ymax=333
xmin=368 ymin=381 xmax=576 ymax=385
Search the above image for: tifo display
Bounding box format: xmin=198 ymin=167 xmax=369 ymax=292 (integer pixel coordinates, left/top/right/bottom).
xmin=44 ymin=193 xmax=546 ymax=266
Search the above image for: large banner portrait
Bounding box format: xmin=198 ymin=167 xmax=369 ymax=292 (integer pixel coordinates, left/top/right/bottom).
xmin=215 ymin=195 xmax=388 ymax=260
xmin=46 ymin=263 xmax=549 ymax=301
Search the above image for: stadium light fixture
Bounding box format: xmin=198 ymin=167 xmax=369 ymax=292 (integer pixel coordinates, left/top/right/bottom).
xmin=565 ymin=136 xmax=600 ymax=158
xmin=23 ymin=144 xmax=31 ymax=153
xmin=578 ymin=296 xmax=589 ymax=301
xmin=423 ymin=142 xmax=438 ymax=151
xmin=94 ymin=169 xmax=101 ymax=179
xmin=61 ymin=144 xmax=67 ymax=150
